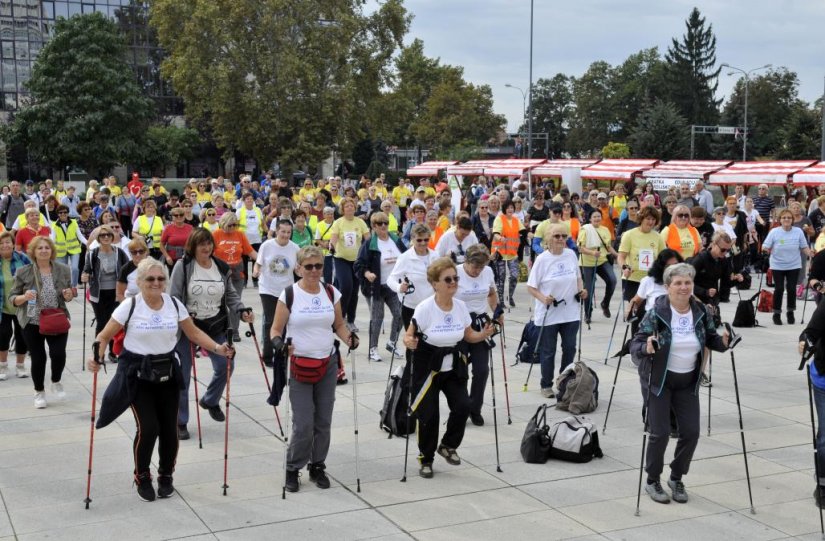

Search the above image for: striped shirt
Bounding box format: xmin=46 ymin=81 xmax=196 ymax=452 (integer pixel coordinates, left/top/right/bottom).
xmin=752 ymin=195 xmax=775 ymax=222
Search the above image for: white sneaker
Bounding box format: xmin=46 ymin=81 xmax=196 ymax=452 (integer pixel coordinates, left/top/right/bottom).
xmin=541 ymin=387 xmax=555 ymax=399
xmin=386 ymin=343 xmax=403 ymax=358
xmin=369 ymin=347 xmax=383 ymax=362
xmin=16 ymin=364 xmax=28 ymax=378
xmin=34 ymin=392 xmax=47 ymax=409
xmin=0 ymin=363 xmax=7 ymax=381
xmin=51 ymin=381 xmax=66 ymax=400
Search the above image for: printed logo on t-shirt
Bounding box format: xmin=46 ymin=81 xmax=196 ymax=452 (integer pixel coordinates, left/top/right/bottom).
xmin=471 ymin=281 xmax=480 ymax=290
xmin=268 ymin=255 xmax=290 ymax=275
xmin=312 ymin=297 xmax=321 ymax=307
xmin=444 ymin=314 xmax=454 ymax=326
xmin=673 ymin=316 xmax=693 ymax=337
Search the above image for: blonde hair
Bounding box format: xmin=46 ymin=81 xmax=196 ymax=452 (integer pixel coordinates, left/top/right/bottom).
xmin=27 ymin=236 xmax=56 ymax=262
xmin=219 ymin=212 xmax=238 ymax=230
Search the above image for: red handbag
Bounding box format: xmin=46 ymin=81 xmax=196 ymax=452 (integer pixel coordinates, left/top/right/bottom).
xmin=39 ymin=308 xmax=71 ymax=335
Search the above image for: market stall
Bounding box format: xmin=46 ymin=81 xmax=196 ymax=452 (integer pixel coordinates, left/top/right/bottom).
xmin=642 ymin=160 xmax=732 ymax=191
xmin=580 ymin=158 xmax=659 ymax=190
xmin=708 ymin=160 xmax=818 ymax=197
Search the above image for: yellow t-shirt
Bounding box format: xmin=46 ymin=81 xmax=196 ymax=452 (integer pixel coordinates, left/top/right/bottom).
xmin=374 ymin=186 xmax=389 ymax=200
xmin=196 ymin=191 xmax=212 ymax=204
xmin=299 ymin=187 xmax=316 ymax=202
xmin=816 ymin=234 xmax=825 ymax=253
xmin=393 ymin=186 xmax=412 ymax=208
xmin=108 ymin=185 xmax=122 ymax=198
xmin=315 ymin=220 xmax=335 ymax=255
xmin=620 ymin=228 xmax=666 ymax=282
xmin=577 ymin=224 xmax=612 ymax=267
xmin=610 ymin=194 xmax=627 ymax=215
xmin=330 ymin=216 xmax=369 ymax=262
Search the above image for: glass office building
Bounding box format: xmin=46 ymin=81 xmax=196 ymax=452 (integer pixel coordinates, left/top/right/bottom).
xmin=0 ymin=0 xmax=181 ymax=113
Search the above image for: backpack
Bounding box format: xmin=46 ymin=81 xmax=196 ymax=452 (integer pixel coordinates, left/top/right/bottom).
xmin=547 ymin=415 xmax=604 ymax=463
xmin=515 ymin=320 xmax=541 ymax=364
xmin=757 ymin=289 xmax=774 ymax=313
xmin=379 ymin=363 xmax=412 ymax=437
xmin=732 ymin=291 xmax=760 ymax=328
xmin=554 ymin=361 xmax=599 ymax=414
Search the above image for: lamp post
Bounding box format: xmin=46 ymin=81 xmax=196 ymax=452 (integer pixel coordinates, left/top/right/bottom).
xmin=527 ymin=0 xmax=534 ymax=159
xmin=721 ymin=63 xmax=771 ymax=161
xmin=505 ymin=83 xmax=526 ymax=156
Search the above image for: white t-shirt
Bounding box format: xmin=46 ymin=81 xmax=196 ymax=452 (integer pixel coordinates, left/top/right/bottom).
xmin=376 ymin=237 xmax=401 ymax=285
xmin=434 ymin=230 xmax=479 ymax=264
xmin=711 ymin=222 xmax=737 ymax=241
xmin=745 ymin=209 xmax=760 ymax=232
xmin=256 ymin=239 xmax=299 ymax=296
xmin=636 ymin=276 xmax=667 ymax=312
xmin=186 ymin=262 xmax=225 ymax=319
xmin=386 ymin=248 xmax=436 ymax=308
xmin=412 ymin=296 xmax=472 ymax=372
xmin=113 ymin=293 xmax=189 ymax=355
xmin=668 ymin=308 xmax=700 ymax=373
xmin=456 ymin=263 xmax=495 ymax=315
xmin=279 ymin=284 xmax=342 ymax=359
xmin=527 ymin=248 xmax=580 ymax=325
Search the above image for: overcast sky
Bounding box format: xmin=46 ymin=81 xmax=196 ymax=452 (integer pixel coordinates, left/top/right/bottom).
xmin=399 ymin=0 xmax=825 ymax=132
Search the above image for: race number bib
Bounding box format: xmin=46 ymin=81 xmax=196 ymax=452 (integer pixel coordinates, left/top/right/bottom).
xmin=638 ymin=249 xmax=654 ymax=271
xmin=343 ymin=231 xmax=357 ymax=248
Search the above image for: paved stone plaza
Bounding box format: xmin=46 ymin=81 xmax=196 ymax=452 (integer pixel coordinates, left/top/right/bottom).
xmin=1 ymin=278 xmax=823 ymax=540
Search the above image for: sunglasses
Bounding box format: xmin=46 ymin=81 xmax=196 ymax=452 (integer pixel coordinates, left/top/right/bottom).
xmin=98 ymin=233 xmax=113 ymax=239
xmin=206 ymin=212 xmax=216 ymax=217
xmin=676 ymin=213 xmax=690 ymax=218
xmin=172 ymin=213 xmax=184 ymax=217
xmin=131 ymin=249 xmax=147 ymax=255
xmin=302 ymin=263 xmax=323 ymax=271
xmin=478 ymin=206 xmax=489 ymax=209
xmin=441 ymin=275 xmax=459 ymax=284
xmin=58 ymin=211 xmax=68 ymax=215
xmin=373 ymin=221 xmax=388 ymax=227
xmin=716 ymin=245 xmax=730 ymax=253
xmin=144 ymin=276 xmax=167 ymax=283
xmin=552 ymin=234 xmax=569 ymax=240
xmin=414 ymin=238 xmax=430 ymax=243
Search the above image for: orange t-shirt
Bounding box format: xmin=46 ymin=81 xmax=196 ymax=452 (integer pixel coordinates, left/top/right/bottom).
xmin=212 ymin=229 xmax=254 ymax=267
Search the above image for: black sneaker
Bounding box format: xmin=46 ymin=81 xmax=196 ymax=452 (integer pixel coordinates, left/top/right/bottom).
xmin=233 ymin=331 xmax=242 ymax=342
xmin=601 ymin=304 xmax=611 ymax=319
xmin=773 ymin=313 xmax=782 ymax=325
xmin=308 ymin=463 xmax=331 ymax=489
xmin=509 ymin=298 xmax=516 ymax=308
xmin=157 ymin=475 xmax=174 ymax=498
xmin=199 ymin=398 xmax=225 ymax=422
xmin=815 ymin=486 xmax=825 ymax=509
xmin=135 ymin=473 xmax=156 ymax=502
xmin=264 ymin=356 xmax=274 ymax=368
xmin=787 ymin=311 xmax=795 ymax=324
xmin=644 ymin=479 xmax=670 ymax=504
xmin=285 ymin=469 xmax=300 ymax=492
xmin=470 ymin=412 xmax=484 ymax=426
xmin=178 ymin=424 xmax=190 ymax=440
xmin=437 ymin=444 xmax=461 ymax=465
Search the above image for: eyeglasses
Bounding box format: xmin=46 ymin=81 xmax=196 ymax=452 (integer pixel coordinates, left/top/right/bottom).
xmin=676 ymin=213 xmax=690 ymax=218
xmin=414 ymin=238 xmax=430 ymax=244
xmin=302 ymin=263 xmax=323 ymax=271
xmin=131 ymin=249 xmax=147 ymax=255
xmin=627 ymin=206 xmax=639 ymax=210
xmin=172 ymin=212 xmax=184 ymax=217
xmin=441 ymin=275 xmax=459 ymax=284
xmin=373 ymin=221 xmax=388 ymax=226
xmin=144 ymin=276 xmax=167 ymax=283
xmin=552 ymin=234 xmax=569 ymax=239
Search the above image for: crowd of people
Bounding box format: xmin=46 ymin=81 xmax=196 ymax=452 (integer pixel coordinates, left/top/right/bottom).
xmin=0 ymin=171 xmax=822 ymax=511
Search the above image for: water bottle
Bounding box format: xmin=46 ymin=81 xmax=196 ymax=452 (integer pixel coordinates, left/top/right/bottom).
xmin=26 ymin=290 xmax=36 ymax=319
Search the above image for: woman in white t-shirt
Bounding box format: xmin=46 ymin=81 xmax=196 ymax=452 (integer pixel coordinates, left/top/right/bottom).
xmin=387 ymin=223 xmax=436 ymax=329
xmin=88 ymin=258 xmax=234 ymax=502
xmin=270 ymin=246 xmax=357 ymax=493
xmin=455 ymin=244 xmax=500 ymax=426
xmin=254 ymin=220 xmax=299 ymax=364
xmin=526 ymin=224 xmax=587 ymax=398
xmin=354 ymin=212 xmax=406 ymax=362
xmin=403 ymin=257 xmax=495 ymax=479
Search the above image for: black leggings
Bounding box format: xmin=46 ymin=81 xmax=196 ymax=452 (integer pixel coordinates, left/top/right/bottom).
xmin=92 ymin=289 xmax=118 ymax=354
xmin=0 ymin=312 xmax=27 ymax=354
xmin=131 ymin=380 xmax=180 ymax=477
xmin=23 ymin=324 xmax=67 ymax=392
xmin=772 ymin=268 xmax=800 ymax=313
xmin=333 ymin=257 xmax=359 ymax=324
xmin=416 ymin=369 xmax=470 ymax=463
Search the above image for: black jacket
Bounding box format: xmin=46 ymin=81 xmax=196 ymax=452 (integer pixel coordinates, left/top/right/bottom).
xmin=353 ymin=233 xmax=406 ymax=298
xmin=472 ymin=213 xmax=495 ymax=248
xmin=689 ymin=249 xmax=733 ymax=305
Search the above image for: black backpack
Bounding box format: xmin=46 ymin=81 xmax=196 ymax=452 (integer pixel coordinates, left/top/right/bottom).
xmin=732 ymin=291 xmax=760 ymax=328
xmin=515 ymin=320 xmax=541 ymax=364
xmin=379 ymin=364 xmax=412 ymax=437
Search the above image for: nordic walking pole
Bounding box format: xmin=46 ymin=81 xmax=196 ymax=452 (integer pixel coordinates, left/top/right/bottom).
xmin=244 ymin=313 xmax=284 ymax=437
xmin=635 ymin=338 xmax=658 ymax=517
xmin=577 ymin=293 xmax=584 ymax=363
xmin=586 ymin=249 xmax=599 ymax=332
xmin=723 ymin=323 xmax=755 ymax=514
xmin=707 ymin=349 xmax=713 ymax=437
xmin=803 ymin=283 xmax=812 ymax=325
xmin=806 ymin=363 xmax=825 ymax=536
xmin=190 ymin=341 xmax=203 ymax=449
xmin=488 ymin=342 xmax=503 ymax=473
xmin=84 ymin=342 xmax=101 ymax=509
xmin=282 ymin=338 xmax=293 ymax=499
xmin=222 ymin=325 xmax=235 ymax=496
xmin=348 ymin=333 xmax=362 ymax=492
xmin=602 ymin=322 xmax=631 ymax=434
xmin=604 ymin=280 xmax=626 ymax=365
xmin=82 ymin=283 xmax=88 ymax=371
xmin=496 ymin=321 xmax=512 ymax=424
xmin=401 ymin=319 xmax=421 ymax=482
xmin=523 ymin=303 xmax=551 ymax=392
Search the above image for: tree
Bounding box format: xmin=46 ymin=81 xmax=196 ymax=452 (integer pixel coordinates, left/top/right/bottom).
xmin=629 ymin=101 xmax=690 ymax=160
xmin=526 ymin=74 xmax=573 ymax=158
xmin=611 ymin=48 xmax=668 ymax=140
xmin=136 ymin=125 xmax=202 ymax=175
xmin=4 ymin=13 xmax=153 ymax=174
xmin=664 ymin=8 xmax=721 ymax=127
xmin=601 ymin=142 xmax=631 ymax=159
xmin=150 ymin=0 xmax=410 ymax=169
xmin=567 ymin=61 xmax=615 ymax=156
xmin=776 ymin=102 xmax=822 ymax=159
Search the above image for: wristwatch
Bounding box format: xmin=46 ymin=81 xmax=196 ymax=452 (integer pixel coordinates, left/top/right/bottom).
xmin=622 ymin=264 xmax=631 ymax=271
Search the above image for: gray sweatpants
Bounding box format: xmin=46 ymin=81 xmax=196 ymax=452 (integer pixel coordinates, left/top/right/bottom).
xmin=286 ymin=355 xmax=338 ymax=470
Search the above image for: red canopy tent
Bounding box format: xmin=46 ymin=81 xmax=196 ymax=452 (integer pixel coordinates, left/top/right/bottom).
xmin=405 ymin=161 xmax=459 ymax=177
xmin=580 ymin=159 xmax=659 ymax=187
xmin=642 ymin=160 xmax=732 ymax=190
xmin=480 ymin=158 xmax=548 ymax=178
xmin=791 ymin=162 xmax=825 ymax=186
xmin=444 ymin=160 xmax=503 ymax=177
xmin=708 ymin=160 xmax=818 ymax=197
xmin=530 ymin=159 xmax=602 ymax=178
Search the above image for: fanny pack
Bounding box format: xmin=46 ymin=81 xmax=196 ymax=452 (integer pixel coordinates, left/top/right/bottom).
xmin=194 ymin=312 xmax=228 ymax=337
xmin=136 ymin=354 xmax=175 ymax=384
xmin=290 ymin=355 xmax=332 ymax=384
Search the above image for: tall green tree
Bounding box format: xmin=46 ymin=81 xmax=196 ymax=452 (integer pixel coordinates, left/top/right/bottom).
xmin=664 ymin=8 xmax=721 ymax=128
xmin=567 ymin=61 xmax=616 ymax=156
xmin=150 ymin=0 xmax=409 ymax=170
xmin=629 ymin=100 xmax=690 ymax=160
xmin=612 ymin=48 xmax=668 ymax=139
xmin=135 ymin=125 xmax=202 ymax=175
xmin=4 ymin=13 xmax=153 ymax=174
xmin=525 ymin=74 xmax=573 ymax=158
xmin=776 ymin=103 xmax=822 ymax=159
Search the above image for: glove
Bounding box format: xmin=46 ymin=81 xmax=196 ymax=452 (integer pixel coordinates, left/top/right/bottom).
xmin=348 ymin=332 xmax=360 ymax=351
xmin=271 ymin=335 xmax=285 ymax=355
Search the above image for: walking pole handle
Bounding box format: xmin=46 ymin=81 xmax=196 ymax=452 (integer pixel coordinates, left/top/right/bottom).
xmin=92 ymin=341 xmax=106 ymax=373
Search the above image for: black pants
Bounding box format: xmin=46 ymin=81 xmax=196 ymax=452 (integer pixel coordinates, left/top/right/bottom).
xmin=92 ymin=289 xmax=118 ymax=355
xmin=333 ymin=258 xmax=359 ymax=324
xmin=623 ymin=279 xmax=640 ymax=302
xmin=402 ymin=304 xmax=415 ymax=365
xmin=645 ymin=370 xmax=699 ymax=481
xmin=260 ymin=293 xmax=277 ymax=360
xmin=243 ymin=242 xmax=261 ymax=285
xmin=416 ymin=369 xmax=470 ymax=464
xmin=130 ymin=380 xmax=180 ymax=477
xmin=772 ymin=268 xmax=800 ymax=313
xmin=119 ymin=214 xmax=133 ymax=238
xmin=466 ymin=340 xmax=490 ymax=416
xmin=0 ymin=312 xmax=27 ymax=354
xmin=23 ymin=324 xmax=68 ymax=392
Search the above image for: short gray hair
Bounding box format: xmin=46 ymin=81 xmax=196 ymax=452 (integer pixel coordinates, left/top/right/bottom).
xmin=136 ymin=257 xmax=169 ymax=284
xmin=663 ymin=262 xmax=695 ymax=286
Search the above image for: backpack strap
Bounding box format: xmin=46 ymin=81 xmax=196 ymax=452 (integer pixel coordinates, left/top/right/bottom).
xmin=121 ymin=296 xmax=137 ymax=337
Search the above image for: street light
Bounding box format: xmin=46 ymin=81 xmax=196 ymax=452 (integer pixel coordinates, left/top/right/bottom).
xmin=720 ymin=62 xmax=772 ymax=161
xmin=505 ymin=83 xmax=526 ymax=156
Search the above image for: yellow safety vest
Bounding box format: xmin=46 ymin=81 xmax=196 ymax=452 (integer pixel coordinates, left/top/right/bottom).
xmin=19 ymin=214 xmax=46 ymax=228
xmin=52 ymin=220 xmax=81 ymax=257
xmin=237 ymin=206 xmax=264 ymax=235
xmin=136 ymin=214 xmax=163 ymax=247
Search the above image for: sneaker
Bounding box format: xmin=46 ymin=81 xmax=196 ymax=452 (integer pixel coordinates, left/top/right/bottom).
xmin=541 ymin=387 xmax=555 ymax=399
xmin=787 ymin=311 xmax=795 ymax=324
xmin=178 ymin=425 xmax=190 ymax=440
xmin=667 ymin=478 xmax=688 ymax=503
xmin=437 ymin=444 xmax=461 ymax=465
xmin=51 ymin=381 xmax=66 ymax=400
xmin=602 ymin=304 xmax=611 ymax=319
xmin=699 ymin=374 xmax=712 ymax=388
xmin=509 ymin=298 xmax=516 ymax=308
xmin=815 ymin=486 xmax=825 ymax=509
xmin=34 ymin=392 xmax=47 ymax=409
xmin=232 ymin=331 xmax=241 ymax=342
xmin=199 ymin=398 xmax=226 ymax=422
xmin=0 ymin=363 xmax=7 ymax=381
xmin=419 ymin=463 xmax=434 ymax=479
xmin=386 ymin=343 xmax=403 ymax=358
xmin=369 ymin=347 xmax=383 ymax=362
xmin=308 ymin=463 xmax=331 ymax=489
xmin=157 ymin=475 xmax=174 ymax=498
xmin=645 ymin=480 xmax=671 ymax=504
xmin=347 ymin=322 xmax=359 ymax=333
xmin=585 ymin=317 xmax=592 ymax=326
xmin=135 ymin=473 xmax=156 ymax=502
xmin=16 ymin=364 xmax=28 ymax=378
xmin=284 ymin=469 xmax=300 ymax=492
xmin=773 ymin=313 xmax=782 ymax=325
xmin=470 ymin=412 xmax=484 ymax=426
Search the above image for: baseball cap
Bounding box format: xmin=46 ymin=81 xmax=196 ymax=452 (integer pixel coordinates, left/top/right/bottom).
xmin=597 ymin=192 xmax=608 ymax=200
xmin=415 ymin=186 xmax=426 ymax=193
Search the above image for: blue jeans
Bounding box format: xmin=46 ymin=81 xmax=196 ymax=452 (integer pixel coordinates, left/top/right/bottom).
xmin=538 ymin=320 xmax=579 ymax=389
xmin=57 ymin=253 xmax=79 ymax=286
xmin=176 ymin=329 xmax=232 ymax=426
xmin=814 ymin=384 xmax=825 ymax=487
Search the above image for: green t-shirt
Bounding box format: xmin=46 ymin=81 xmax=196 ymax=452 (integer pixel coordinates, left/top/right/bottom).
xmin=2 ymin=260 xmax=15 ymax=315
xmin=618 ymin=228 xmax=665 ymax=282
xmin=330 ymin=216 xmax=369 ymax=262
xmin=291 ymin=226 xmax=313 ymax=248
